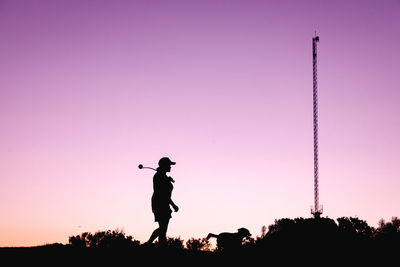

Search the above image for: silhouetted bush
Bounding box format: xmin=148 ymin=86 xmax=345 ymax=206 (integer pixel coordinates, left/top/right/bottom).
xmin=185 ymin=238 xmax=211 ymax=251
xmin=264 ymin=217 xmax=339 ymax=248
xmin=337 ymin=216 xmax=373 ymax=243
xmin=68 ymin=229 xmax=140 ymax=248
xmin=375 ymin=217 xmax=400 ymax=245
xmin=166 ymin=237 xmax=184 ymax=250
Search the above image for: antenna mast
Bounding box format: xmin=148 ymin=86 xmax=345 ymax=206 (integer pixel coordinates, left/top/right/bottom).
xmin=311 ymin=34 xmax=323 ymax=218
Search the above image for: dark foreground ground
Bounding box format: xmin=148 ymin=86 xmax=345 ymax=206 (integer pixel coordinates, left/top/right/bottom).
xmin=0 ymin=243 xmax=398 ymax=266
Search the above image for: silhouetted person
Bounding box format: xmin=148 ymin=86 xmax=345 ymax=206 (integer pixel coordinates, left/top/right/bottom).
xmin=145 ymin=157 xmax=179 ymax=246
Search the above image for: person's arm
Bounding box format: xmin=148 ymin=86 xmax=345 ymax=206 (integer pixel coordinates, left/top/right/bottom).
xmin=170 ymin=199 xmax=179 ymax=212
xmin=167 ymin=176 xmax=175 ymax=183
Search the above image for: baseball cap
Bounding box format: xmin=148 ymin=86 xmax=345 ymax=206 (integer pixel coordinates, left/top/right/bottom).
xmin=158 ymin=157 xmax=176 ymax=167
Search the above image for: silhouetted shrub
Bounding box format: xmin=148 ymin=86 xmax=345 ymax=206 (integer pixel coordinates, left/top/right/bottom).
xmin=242 ymin=236 xmax=256 ymax=249
xmin=68 ymin=232 xmax=89 ymax=248
xmin=261 ymin=217 xmax=340 ymax=253
xmin=68 ymin=229 xmax=140 ymax=248
xmin=337 ymin=216 xmax=373 ymax=242
xmin=375 ymin=217 xmax=400 ymax=245
xmin=185 ymin=238 xmax=211 ymax=251
xmin=166 ymin=237 xmax=184 ymax=250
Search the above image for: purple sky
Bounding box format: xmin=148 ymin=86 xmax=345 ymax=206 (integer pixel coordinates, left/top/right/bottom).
xmin=1 ymin=0 xmax=400 ymax=246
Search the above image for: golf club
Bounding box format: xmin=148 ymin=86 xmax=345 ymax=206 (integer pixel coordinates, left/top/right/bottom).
xmin=138 ymin=164 xmax=175 ymax=183
xmin=138 ymin=164 xmax=157 ymax=171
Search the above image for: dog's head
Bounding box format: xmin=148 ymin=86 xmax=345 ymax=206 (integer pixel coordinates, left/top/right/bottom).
xmin=238 ymin=228 xmax=251 ymax=238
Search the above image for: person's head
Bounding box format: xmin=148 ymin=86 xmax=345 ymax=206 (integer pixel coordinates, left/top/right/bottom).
xmin=157 ymin=157 xmax=176 ymax=173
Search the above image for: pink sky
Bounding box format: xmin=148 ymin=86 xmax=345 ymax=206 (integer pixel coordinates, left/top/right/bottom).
xmin=1 ymin=0 xmax=399 ymax=246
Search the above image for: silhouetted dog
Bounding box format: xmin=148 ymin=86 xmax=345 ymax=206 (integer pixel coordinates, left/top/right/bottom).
xmin=207 ymin=228 xmax=251 ymax=250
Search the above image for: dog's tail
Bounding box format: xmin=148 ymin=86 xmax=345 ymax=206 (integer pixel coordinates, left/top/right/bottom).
xmin=207 ymin=233 xmax=218 ymax=240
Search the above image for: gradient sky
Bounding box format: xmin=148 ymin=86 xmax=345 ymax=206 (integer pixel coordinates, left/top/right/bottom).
xmin=1 ymin=0 xmax=399 ymax=247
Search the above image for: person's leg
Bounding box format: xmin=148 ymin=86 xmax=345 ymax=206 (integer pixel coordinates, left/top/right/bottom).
xmin=158 ymin=219 xmax=170 ymax=245
xmin=146 ymin=227 xmax=160 ymax=244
